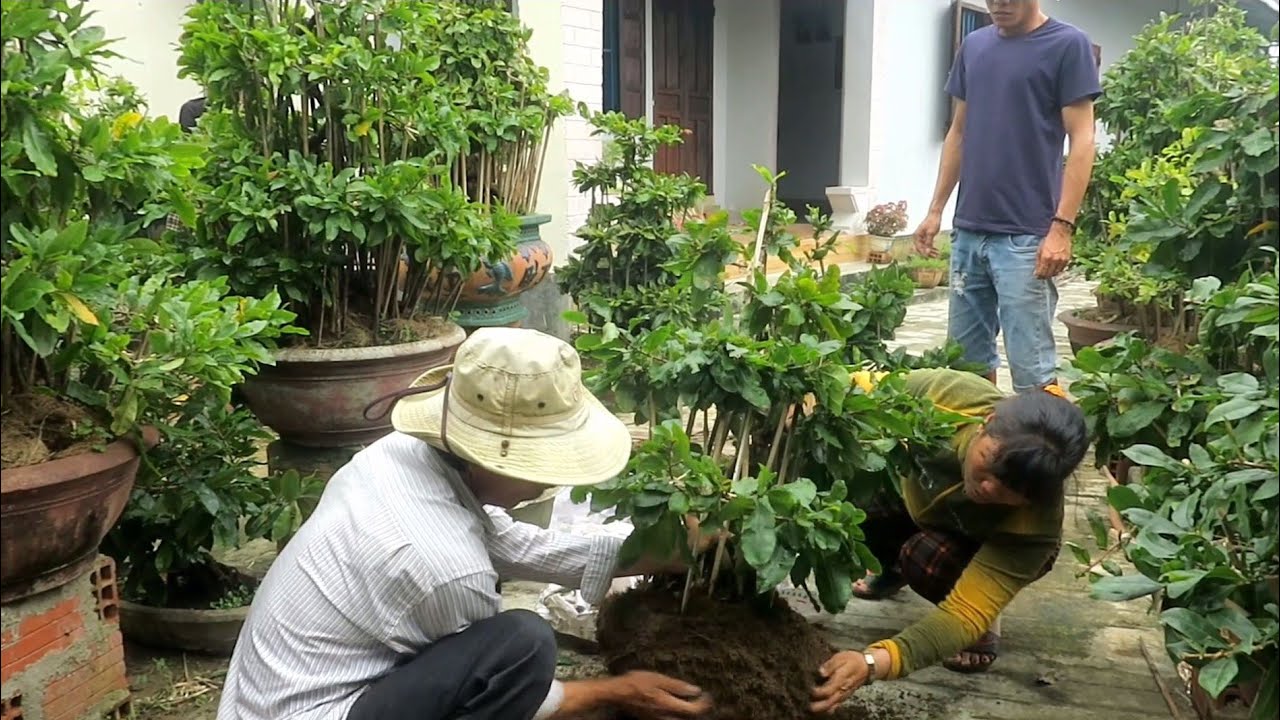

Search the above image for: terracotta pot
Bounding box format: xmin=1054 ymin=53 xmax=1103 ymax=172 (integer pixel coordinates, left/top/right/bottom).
xmin=120 ymin=600 xmax=248 ymax=656
xmin=1058 ymin=308 xmax=1142 ymax=355
xmin=454 ymin=214 xmax=554 ymax=329
xmin=0 ymin=428 xmax=160 ymax=604
xmin=909 ymin=267 xmax=945 ymax=289
xmin=242 ymin=328 xmax=466 ymax=448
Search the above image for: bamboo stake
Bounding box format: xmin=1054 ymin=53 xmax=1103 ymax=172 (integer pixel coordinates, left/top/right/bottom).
xmin=1140 ymin=639 xmax=1188 ymax=720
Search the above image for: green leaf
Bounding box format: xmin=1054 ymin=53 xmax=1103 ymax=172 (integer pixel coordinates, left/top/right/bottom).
xmin=815 ymin=563 xmax=853 ymax=613
xmin=271 ymin=506 xmax=296 ymax=543
xmin=562 ymin=309 xmax=589 ymax=324
xmin=1090 ymin=574 xmax=1162 ymax=601
xmin=192 ymin=483 xmax=222 ymax=517
xmin=1122 ymin=444 xmax=1183 ymax=472
xmin=1240 ymin=127 xmax=1274 ymax=157
xmin=1253 ymin=476 xmax=1279 ymax=503
xmin=754 ymin=546 xmax=797 ymax=594
xmin=1107 ymin=402 xmax=1167 ymax=437
xmin=22 ymin=118 xmax=57 ymax=175
xmin=741 ymin=503 xmax=777 ymax=570
xmin=1198 ymin=657 xmax=1240 ymax=699
xmin=1107 ymin=484 xmax=1143 ymax=512
xmin=1161 ymin=607 xmax=1222 ymax=651
xmin=1206 ymin=396 xmax=1261 ymax=426
xmin=1184 ymin=178 xmax=1222 ymax=219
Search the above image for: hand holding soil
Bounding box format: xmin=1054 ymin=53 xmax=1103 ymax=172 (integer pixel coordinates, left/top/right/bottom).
xmin=608 ymin=671 xmax=712 ymax=717
xmin=810 ymin=651 xmax=870 ymax=714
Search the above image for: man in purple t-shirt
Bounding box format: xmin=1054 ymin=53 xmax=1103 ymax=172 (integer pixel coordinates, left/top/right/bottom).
xmin=913 ymin=0 xmax=1100 ymax=394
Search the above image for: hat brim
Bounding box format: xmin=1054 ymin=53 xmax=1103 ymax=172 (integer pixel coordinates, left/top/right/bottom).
xmin=390 ymin=365 xmax=632 ymax=487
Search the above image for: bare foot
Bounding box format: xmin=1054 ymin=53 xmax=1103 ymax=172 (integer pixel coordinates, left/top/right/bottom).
xmin=850 ymin=571 xmax=906 ymax=601
xmin=942 ymin=631 xmax=1000 ymax=673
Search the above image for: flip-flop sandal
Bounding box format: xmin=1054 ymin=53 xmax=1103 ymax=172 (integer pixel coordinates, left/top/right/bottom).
xmin=942 ymin=631 xmax=1001 ymax=674
xmin=851 ymin=572 xmax=907 ymax=601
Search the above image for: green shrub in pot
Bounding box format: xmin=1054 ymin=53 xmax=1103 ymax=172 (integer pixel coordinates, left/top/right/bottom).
xmin=178 ymin=0 xmax=539 ymax=347
xmin=1 ymin=0 xmax=300 ymax=467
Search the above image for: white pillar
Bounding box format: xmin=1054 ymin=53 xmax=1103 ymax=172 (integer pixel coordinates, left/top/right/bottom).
xmin=826 ymin=0 xmax=877 ymax=231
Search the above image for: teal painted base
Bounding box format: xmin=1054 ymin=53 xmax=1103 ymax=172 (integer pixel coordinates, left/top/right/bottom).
xmin=456 ymin=300 xmax=529 ymax=328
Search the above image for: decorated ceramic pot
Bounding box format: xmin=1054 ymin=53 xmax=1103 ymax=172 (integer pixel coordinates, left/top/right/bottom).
xmin=454 ymin=214 xmax=554 ymax=329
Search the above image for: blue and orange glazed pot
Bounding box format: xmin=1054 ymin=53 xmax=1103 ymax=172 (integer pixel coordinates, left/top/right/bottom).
xmin=454 ymin=214 xmax=554 ymax=329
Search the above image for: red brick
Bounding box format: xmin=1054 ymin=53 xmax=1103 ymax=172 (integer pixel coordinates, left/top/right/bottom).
xmin=0 ymin=608 xmax=86 ymax=684
xmin=13 ymin=599 xmax=79 ymax=639
xmin=43 ymin=660 xmax=128 ymax=720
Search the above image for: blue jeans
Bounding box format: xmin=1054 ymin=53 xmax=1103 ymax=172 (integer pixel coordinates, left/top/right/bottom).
xmin=947 ymin=230 xmax=1058 ymax=392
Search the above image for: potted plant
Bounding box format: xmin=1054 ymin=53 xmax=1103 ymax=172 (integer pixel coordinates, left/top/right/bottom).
xmin=903 ymin=255 xmax=948 ymax=289
xmin=863 ymin=200 xmax=908 ymax=254
xmin=1 ymin=2 xmax=296 ymax=602
xmin=564 ymin=167 xmax=975 ymax=718
xmin=179 ymin=0 xmax=525 ymax=447
xmin=1068 ymin=6 xmax=1277 ymax=353
xmin=106 ymin=395 xmax=324 ymax=656
xmin=558 ymin=112 xmax=711 ymax=332
xmin=425 ymin=1 xmax=573 ymax=329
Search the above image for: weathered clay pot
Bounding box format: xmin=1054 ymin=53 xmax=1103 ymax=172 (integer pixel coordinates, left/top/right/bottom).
xmin=454 ymin=214 xmax=554 ymax=329
xmin=1 ymin=428 xmax=159 ymax=604
xmin=1058 ymin=308 xmax=1142 ymax=355
xmin=242 ymin=327 xmax=466 ymax=448
xmin=908 ymin=267 xmax=945 ymax=289
xmin=119 ymin=600 xmax=248 ymax=656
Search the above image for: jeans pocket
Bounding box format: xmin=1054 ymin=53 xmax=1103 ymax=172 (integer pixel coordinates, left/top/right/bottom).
xmin=1008 ymin=234 xmax=1043 ymax=252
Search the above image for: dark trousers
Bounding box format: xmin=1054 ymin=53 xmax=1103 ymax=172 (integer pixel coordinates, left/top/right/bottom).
xmin=347 ymin=610 xmax=558 ymax=720
xmin=861 ymin=494 xmax=1058 ymax=606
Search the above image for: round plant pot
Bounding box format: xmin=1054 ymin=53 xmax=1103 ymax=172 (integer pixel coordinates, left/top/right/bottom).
xmin=1058 ymin=308 xmax=1142 ymax=355
xmin=454 ymin=214 xmax=554 ymax=330
xmin=1 ymin=428 xmax=160 ymax=604
xmin=868 ymin=235 xmax=895 ymax=254
xmin=119 ymin=600 xmax=248 ymax=656
xmin=242 ymin=328 xmax=466 ymax=448
xmin=908 ymin=267 xmax=945 ymax=289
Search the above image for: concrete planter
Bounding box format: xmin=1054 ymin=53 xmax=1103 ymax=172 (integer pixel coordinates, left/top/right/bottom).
xmin=242 ymin=328 xmax=465 ymax=448
xmin=1058 ymin=308 xmax=1142 ymax=355
xmin=119 ymin=600 xmax=248 ymax=657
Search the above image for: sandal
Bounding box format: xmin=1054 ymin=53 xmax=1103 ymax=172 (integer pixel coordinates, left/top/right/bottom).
xmin=942 ymin=631 xmax=1000 ymax=674
xmin=850 ymin=571 xmax=907 ymax=601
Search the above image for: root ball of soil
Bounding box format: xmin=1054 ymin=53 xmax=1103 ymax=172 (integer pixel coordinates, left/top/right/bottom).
xmin=595 ymin=584 xmax=862 ymax=720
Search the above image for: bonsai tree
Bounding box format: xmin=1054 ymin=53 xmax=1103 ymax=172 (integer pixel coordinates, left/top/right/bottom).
xmin=564 ymin=166 xmax=976 ymax=718
xmin=104 ymin=394 xmax=325 ymax=609
xmin=1 ymin=0 xmax=299 ymax=467
xmin=557 ymin=112 xmax=711 ymax=330
xmin=1066 ymin=263 xmax=1279 ymax=720
xmin=178 ymin=0 xmax=524 ymax=347
xmin=1074 ymin=6 xmax=1278 ymax=345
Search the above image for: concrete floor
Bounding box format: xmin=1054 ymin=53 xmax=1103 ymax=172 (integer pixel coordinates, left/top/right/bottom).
xmin=127 ymin=275 xmax=1192 ymax=719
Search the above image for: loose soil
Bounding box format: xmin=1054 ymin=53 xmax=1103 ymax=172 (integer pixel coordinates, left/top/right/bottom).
xmin=0 ymin=393 xmax=103 ymax=469
xmin=299 ymin=312 xmax=455 ymax=350
xmin=593 ymin=584 xmax=906 ymax=720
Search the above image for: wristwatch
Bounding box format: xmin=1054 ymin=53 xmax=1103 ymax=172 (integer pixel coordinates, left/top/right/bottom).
xmin=862 ymin=651 xmax=877 ymax=686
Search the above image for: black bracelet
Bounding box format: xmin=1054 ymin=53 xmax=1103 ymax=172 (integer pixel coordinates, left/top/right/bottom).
xmin=1051 ymin=216 xmax=1077 ymax=233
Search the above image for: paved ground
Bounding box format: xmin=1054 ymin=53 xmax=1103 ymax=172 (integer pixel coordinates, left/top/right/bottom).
xmin=127 ymin=275 xmax=1191 ymax=719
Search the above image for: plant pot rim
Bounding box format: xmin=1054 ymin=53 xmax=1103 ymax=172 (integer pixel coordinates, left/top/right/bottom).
xmin=1057 ymin=308 xmax=1141 ymax=334
xmin=273 ymin=323 xmax=467 ymax=364
xmin=120 ymin=598 xmax=251 ymax=621
xmin=519 ymin=213 xmax=552 ymax=226
xmin=0 ymin=426 xmax=160 ymax=494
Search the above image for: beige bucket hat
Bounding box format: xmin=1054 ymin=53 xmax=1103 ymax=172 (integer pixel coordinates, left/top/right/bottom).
xmin=388 ymin=327 xmax=632 ymax=486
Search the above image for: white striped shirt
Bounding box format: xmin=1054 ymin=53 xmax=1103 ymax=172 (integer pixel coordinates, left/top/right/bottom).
xmin=217 ymin=433 xmax=623 ymax=720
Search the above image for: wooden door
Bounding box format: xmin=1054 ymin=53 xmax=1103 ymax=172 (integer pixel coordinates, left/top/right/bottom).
xmin=652 ymin=0 xmax=714 ymax=190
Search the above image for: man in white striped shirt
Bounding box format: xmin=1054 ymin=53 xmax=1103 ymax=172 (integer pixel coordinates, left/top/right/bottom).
xmin=218 ymin=328 xmax=712 ymax=720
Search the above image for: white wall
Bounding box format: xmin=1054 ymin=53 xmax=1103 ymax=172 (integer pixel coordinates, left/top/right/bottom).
xmin=85 ymin=0 xmax=200 ymax=120
xmin=867 ymin=0 xmax=955 ymax=231
xmin=557 ymin=0 xmax=606 ymax=255
xmin=712 ymin=0 xmax=781 ymax=215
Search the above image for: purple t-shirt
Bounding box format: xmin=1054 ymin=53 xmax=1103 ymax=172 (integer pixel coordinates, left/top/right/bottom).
xmin=945 ymin=19 xmax=1101 ymax=237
